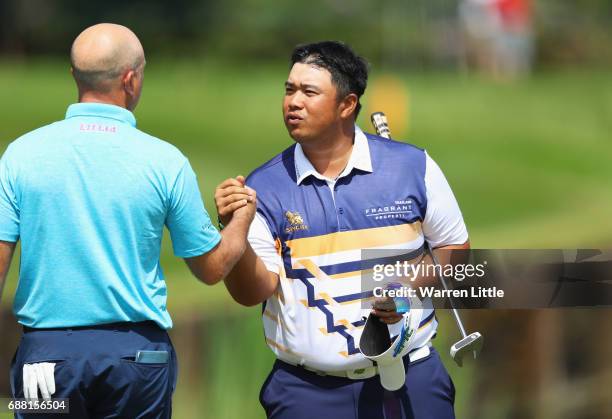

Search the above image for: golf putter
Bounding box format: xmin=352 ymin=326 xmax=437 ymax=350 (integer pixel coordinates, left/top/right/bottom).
xmin=370 ymin=111 xmax=483 ymax=367
xmin=427 ymin=243 xmax=483 ymax=366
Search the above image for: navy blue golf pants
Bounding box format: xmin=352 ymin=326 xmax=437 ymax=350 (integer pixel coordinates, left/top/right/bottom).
xmin=260 ymin=347 xmax=455 ymax=419
xmin=10 ymin=321 xmax=177 ymax=419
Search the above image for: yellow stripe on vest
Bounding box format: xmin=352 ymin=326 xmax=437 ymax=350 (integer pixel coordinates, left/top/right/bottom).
xmin=286 ymin=222 xmax=422 ymax=259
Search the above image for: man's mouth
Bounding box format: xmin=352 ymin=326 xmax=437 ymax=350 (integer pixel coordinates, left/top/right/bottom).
xmin=286 ymin=113 xmax=303 ymax=125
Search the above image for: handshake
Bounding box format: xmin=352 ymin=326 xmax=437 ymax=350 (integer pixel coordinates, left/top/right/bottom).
xmin=214 ymin=175 xmax=257 ymax=229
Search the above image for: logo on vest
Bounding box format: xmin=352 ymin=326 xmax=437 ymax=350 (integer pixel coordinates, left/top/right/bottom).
xmin=285 ymin=211 xmax=308 ymax=233
xmin=364 ymin=200 xmax=414 ymax=220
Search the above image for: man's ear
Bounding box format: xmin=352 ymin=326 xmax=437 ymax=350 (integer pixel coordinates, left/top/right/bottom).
xmin=123 ymin=70 xmax=137 ymax=96
xmin=339 ymin=93 xmax=358 ymax=119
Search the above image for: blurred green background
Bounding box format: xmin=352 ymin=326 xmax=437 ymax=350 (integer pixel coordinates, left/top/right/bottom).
xmin=1 ymin=1 xmax=611 ymax=418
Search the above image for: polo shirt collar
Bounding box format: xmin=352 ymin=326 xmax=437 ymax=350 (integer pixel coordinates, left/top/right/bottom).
xmin=294 ymin=125 xmax=373 ymax=185
xmin=65 ymin=103 xmax=137 ymax=127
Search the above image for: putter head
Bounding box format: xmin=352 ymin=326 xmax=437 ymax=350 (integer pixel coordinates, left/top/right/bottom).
xmin=450 ymin=332 xmax=483 ymax=367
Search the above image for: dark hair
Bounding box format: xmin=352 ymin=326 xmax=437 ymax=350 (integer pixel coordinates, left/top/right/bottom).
xmin=291 ymin=41 xmax=368 ymax=117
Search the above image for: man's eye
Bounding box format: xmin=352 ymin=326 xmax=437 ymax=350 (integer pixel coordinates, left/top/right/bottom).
xmin=285 ymin=87 xmax=294 ymax=94
xmin=305 ymin=90 xmax=317 ymax=96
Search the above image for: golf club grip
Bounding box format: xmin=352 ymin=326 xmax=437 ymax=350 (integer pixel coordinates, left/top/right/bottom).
xmin=370 ymin=112 xmax=391 ymax=139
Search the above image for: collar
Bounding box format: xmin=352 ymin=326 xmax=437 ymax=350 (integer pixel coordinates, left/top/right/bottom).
xmin=65 ymin=103 xmax=137 ymax=127
xmin=294 ymin=125 xmax=373 ymax=185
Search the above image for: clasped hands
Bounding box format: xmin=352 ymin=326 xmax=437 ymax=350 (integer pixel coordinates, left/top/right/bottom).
xmin=215 ymin=175 xmax=257 ymax=228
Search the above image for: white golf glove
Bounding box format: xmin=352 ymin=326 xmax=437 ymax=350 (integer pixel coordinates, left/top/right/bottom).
xmin=23 ymin=363 xmax=56 ymax=401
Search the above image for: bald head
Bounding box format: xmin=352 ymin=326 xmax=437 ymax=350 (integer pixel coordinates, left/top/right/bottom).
xmin=71 ymin=23 xmax=145 ymax=93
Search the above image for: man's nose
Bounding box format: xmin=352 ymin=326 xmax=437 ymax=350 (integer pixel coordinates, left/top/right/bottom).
xmin=288 ymin=91 xmax=305 ymax=109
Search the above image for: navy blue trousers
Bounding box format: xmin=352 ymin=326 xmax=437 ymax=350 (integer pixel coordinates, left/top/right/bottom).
xmin=10 ymin=321 xmax=177 ymax=419
xmin=260 ymin=347 xmax=455 ymax=419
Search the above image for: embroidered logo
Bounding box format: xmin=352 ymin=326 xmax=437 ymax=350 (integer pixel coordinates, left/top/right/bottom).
xmin=80 ymin=123 xmax=117 ymax=133
xmin=364 ymin=200 xmax=414 ymax=220
xmin=284 ymin=211 xmax=308 ymax=233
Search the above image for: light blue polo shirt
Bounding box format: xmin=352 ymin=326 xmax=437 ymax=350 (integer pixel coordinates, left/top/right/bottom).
xmin=0 ymin=103 xmax=221 ymax=329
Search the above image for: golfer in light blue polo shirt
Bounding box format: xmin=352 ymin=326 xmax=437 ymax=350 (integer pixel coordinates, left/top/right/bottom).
xmin=1 ymin=101 xmax=220 ymax=329
xmin=0 ymin=24 xmax=256 ymax=418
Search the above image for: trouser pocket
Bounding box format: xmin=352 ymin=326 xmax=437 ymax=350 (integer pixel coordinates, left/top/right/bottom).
xmin=119 ymin=356 xmax=171 ymax=400
xmin=11 ymin=355 xmax=69 ymax=399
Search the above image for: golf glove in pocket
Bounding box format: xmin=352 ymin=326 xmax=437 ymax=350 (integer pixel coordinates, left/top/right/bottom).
xmin=23 ymin=362 xmax=56 ymax=401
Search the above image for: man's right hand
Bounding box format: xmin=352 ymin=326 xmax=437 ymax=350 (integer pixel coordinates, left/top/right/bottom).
xmin=215 ymin=176 xmax=256 ymax=227
xmin=209 ymin=176 xmax=277 ymax=305
xmin=184 ymin=177 xmax=256 ymax=285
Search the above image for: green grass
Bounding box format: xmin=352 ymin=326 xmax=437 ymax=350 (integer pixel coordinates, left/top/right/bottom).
xmin=0 ymin=60 xmax=610 ymax=418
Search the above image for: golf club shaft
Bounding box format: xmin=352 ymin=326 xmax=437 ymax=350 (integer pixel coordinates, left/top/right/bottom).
xmin=427 ymin=244 xmax=468 ymax=338
xmin=370 ymin=111 xmax=469 ymax=339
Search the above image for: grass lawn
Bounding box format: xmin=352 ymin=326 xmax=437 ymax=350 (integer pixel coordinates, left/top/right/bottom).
xmin=0 ymin=60 xmax=610 ymax=418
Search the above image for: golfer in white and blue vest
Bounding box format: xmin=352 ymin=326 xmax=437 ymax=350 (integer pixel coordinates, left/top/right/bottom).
xmin=215 ymin=41 xmax=469 ymax=419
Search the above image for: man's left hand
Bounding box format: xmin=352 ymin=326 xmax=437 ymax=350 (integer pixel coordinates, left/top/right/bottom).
xmin=371 ymin=297 xmax=403 ymax=324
